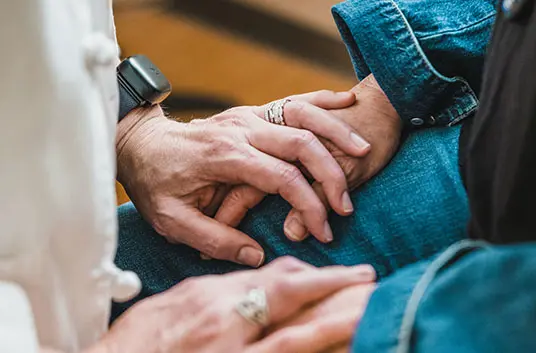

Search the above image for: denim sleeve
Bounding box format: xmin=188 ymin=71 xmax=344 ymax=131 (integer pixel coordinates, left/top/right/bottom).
xmin=353 ymin=240 xmax=489 ymax=352
xmin=332 ymin=0 xmax=496 ymax=128
xmin=354 ymin=240 xmax=536 ymax=352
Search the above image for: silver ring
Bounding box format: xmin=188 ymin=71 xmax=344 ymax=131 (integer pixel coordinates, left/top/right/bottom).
xmin=235 ymin=287 xmax=270 ymax=327
xmin=263 ymin=98 xmax=291 ymax=126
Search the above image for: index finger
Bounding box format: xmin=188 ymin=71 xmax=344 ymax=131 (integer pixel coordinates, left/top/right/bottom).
xmin=235 ymin=148 xmax=333 ymax=242
xmin=245 ymin=316 xmax=354 ymax=353
xmin=261 ymin=265 xmax=376 ymax=324
xmin=162 ymin=202 xmax=266 ymax=267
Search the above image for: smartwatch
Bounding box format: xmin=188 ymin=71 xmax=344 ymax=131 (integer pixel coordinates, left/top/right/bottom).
xmin=116 ymin=55 xmax=172 ymax=121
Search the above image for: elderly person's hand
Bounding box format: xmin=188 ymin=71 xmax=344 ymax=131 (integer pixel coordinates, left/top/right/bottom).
xmin=215 ymin=75 xmax=402 ymax=241
xmin=115 ymin=91 xmax=370 ymax=267
xmin=281 ymin=75 xmax=401 ymax=240
xmin=90 ymin=258 xmax=375 ymax=353
xmin=256 ymin=281 xmax=377 ymax=353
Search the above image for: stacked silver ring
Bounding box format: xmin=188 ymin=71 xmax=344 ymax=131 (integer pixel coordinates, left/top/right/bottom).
xmin=235 ymin=287 xmax=270 ymax=327
xmin=264 ymin=98 xmax=291 ymax=126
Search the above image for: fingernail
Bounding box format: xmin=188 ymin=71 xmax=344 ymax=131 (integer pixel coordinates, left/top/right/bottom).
xmin=351 ymin=132 xmax=370 ymax=150
xmin=285 ymin=218 xmax=307 ymax=241
xmin=353 ymin=264 xmax=376 ymax=280
xmin=324 ymin=221 xmax=334 ymax=243
xmin=342 ymin=191 xmax=354 ymax=213
xmin=237 ymin=247 xmax=265 ymax=267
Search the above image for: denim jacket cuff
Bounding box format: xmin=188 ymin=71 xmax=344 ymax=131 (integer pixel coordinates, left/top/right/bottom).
xmin=353 ymin=240 xmax=488 ymax=352
xmin=332 ymin=0 xmax=480 ymax=129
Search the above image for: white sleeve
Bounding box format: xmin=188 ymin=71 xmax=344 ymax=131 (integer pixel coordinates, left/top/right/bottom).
xmin=0 ymin=283 xmax=39 ymax=353
xmin=0 ymin=1 xmax=50 ymax=350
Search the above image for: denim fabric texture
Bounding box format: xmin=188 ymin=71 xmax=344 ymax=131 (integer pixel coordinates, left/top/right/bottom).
xmin=112 ymin=126 xmax=468 ymax=321
xmin=332 ymin=0 xmax=496 ymax=128
xmin=355 ymin=241 xmax=536 ymax=353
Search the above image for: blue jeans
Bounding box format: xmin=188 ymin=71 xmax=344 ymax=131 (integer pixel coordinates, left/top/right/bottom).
xmin=112 ymin=125 xmax=468 ymax=320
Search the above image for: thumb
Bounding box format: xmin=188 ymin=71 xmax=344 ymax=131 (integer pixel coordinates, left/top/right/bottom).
xmin=173 ymin=205 xmax=265 ymax=267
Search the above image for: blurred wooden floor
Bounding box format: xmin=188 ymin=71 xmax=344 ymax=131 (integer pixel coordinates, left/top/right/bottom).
xmin=114 ymin=4 xmax=356 ymax=204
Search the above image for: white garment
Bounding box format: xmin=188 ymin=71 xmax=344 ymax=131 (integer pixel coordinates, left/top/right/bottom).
xmin=0 ymin=1 xmax=141 ymax=352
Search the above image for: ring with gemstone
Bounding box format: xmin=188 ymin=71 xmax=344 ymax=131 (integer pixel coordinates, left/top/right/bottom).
xmin=235 ymin=287 xmax=270 ymax=327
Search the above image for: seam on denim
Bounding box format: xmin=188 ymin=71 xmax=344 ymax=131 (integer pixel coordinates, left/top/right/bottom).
xmin=386 ymin=0 xmax=471 ymax=86
xmin=395 ymin=239 xmax=490 ymax=353
xmin=383 ymin=0 xmax=477 ymax=126
xmin=419 ymin=12 xmax=496 ymax=40
xmin=443 ymin=86 xmax=479 ymax=126
xmin=447 ymin=102 xmax=478 ymax=126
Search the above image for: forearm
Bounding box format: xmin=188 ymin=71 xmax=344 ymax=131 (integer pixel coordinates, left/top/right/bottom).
xmin=333 ymin=0 xmax=496 ymax=129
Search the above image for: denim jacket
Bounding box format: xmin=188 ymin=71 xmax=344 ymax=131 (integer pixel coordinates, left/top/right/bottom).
xmin=332 ymin=0 xmax=496 ymax=128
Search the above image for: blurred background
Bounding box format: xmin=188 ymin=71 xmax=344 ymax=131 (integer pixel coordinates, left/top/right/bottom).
xmin=114 ymin=0 xmax=357 ymax=203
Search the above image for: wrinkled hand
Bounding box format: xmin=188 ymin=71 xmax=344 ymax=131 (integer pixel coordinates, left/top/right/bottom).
xmin=116 ymin=91 xmax=370 ymax=267
xmin=95 ymin=258 xmax=376 ymax=353
xmin=283 ymin=75 xmax=401 ymax=240
xmin=216 ymin=75 xmax=401 ymax=241
xmin=255 ymin=281 xmax=377 ymax=353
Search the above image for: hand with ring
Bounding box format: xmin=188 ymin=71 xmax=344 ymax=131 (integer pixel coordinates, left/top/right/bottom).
xmin=95 ymin=258 xmax=376 ymax=353
xmin=116 ymin=90 xmax=371 ymax=267
xmin=215 ymin=76 xmax=402 ymax=242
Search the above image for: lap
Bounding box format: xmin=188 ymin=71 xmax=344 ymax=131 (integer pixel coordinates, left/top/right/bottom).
xmin=112 ymin=126 xmax=468 ymax=320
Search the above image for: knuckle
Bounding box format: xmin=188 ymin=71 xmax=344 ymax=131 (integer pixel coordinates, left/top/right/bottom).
xmin=293 ymin=130 xmax=317 ymax=149
xmin=285 ymin=94 xmax=298 ymax=101
xmin=225 ymin=188 xmax=246 ymax=206
xmin=285 ymin=100 xmax=306 ymax=117
xmin=211 ymin=112 xmax=250 ymax=128
xmin=200 ymin=236 xmax=222 ymax=258
xmin=151 ymin=212 xmax=175 ymax=240
xmin=271 ymin=276 xmax=293 ymax=294
xmin=189 ymin=118 xmax=205 ymax=126
xmin=196 ymin=305 xmax=227 ymax=338
xmin=179 ymin=276 xmax=202 ymax=292
xmin=222 ymin=115 xmax=248 ymax=129
xmin=177 ymin=275 xmax=220 ymax=301
xmin=317 ymin=89 xmax=334 ymax=97
xmin=270 ymin=256 xmax=305 ymax=271
xmin=271 ymin=331 xmax=296 ymax=351
xmin=275 ymin=163 xmax=302 ymax=186
xmin=325 ymin=164 xmax=346 ymax=184
xmin=209 ymin=137 xmax=239 ymax=158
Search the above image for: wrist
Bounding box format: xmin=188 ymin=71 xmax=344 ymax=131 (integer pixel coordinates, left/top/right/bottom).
xmin=116 ymin=105 xmax=166 ymax=152
xmin=115 ymin=105 xmax=169 ymax=185
xmin=352 ymin=75 xmax=401 ymax=129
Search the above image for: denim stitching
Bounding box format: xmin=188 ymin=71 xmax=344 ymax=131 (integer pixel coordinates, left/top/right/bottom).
xmin=419 ymin=12 xmax=496 ymax=40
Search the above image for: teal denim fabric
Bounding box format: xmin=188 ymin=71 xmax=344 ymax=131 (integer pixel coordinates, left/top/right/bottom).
xmin=112 ymin=126 xmax=468 ymax=320
xmin=333 ymin=0 xmax=496 ymax=128
xmin=355 ymin=241 xmax=536 ymax=352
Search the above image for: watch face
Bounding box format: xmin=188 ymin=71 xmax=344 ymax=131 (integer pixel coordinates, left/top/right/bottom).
xmin=117 ymin=55 xmax=172 ymax=104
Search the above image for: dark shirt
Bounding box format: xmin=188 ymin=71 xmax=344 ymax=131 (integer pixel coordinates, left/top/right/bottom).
xmin=461 ymin=0 xmax=536 ymax=243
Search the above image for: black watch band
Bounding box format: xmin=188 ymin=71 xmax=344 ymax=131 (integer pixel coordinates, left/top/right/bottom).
xmin=116 ymin=55 xmax=172 ymax=122
xmin=118 ymin=75 xmax=142 ymax=120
